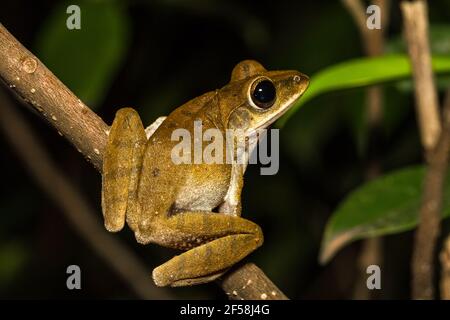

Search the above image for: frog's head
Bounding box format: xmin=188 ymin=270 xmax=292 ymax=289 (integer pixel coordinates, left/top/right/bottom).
xmin=215 ymin=60 xmax=309 ymax=133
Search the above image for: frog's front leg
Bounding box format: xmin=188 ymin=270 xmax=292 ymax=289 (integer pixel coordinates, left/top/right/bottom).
xmin=218 ymin=132 xmax=258 ymax=216
xmin=150 ymin=212 xmax=263 ymax=287
xmin=218 ymin=164 xmax=244 ymax=216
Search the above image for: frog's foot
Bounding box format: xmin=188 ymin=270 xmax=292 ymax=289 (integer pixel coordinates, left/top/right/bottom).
xmin=149 ymin=212 xmax=263 ymax=287
xmin=152 ymin=234 xmax=261 ymax=287
xmin=156 ymin=269 xmax=229 ymax=287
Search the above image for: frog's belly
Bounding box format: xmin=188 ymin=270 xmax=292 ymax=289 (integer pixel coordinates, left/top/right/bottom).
xmin=175 ymin=165 xmax=230 ymax=212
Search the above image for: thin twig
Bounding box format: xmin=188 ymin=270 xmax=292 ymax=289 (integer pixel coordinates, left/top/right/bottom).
xmin=342 ymin=0 xmax=389 ymax=126
xmin=414 ymin=88 xmax=450 ymax=300
xmin=341 ymin=0 xmax=389 ymax=55
xmin=0 ymin=88 xmax=173 ymax=299
xmin=441 ymin=233 xmax=450 ymax=299
xmin=342 ymin=0 xmax=389 ymax=299
xmin=401 ymin=0 xmax=443 ymax=299
xmin=401 ymin=0 xmax=441 ymax=153
xmin=439 ymin=90 xmax=450 ymax=300
xmin=0 ymin=23 xmax=286 ymax=299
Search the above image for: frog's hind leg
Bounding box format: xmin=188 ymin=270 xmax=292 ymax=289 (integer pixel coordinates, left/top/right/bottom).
xmin=151 ymin=213 xmax=263 ymax=287
xmin=102 ymin=108 xmax=147 ymax=232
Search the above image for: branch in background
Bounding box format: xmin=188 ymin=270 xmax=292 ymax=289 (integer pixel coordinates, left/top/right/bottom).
xmin=401 ymin=0 xmax=444 ymax=300
xmin=439 ymin=90 xmax=450 ymax=300
xmin=342 ymin=0 xmax=389 ymax=127
xmin=341 ymin=0 xmax=388 ymax=55
xmin=0 ymin=88 xmax=173 ymax=299
xmin=417 ymin=88 xmax=450 ymax=300
xmin=341 ymin=0 xmax=390 ymax=299
xmin=367 ymin=0 xmax=389 ymax=127
xmin=0 ymin=23 xmax=286 ymax=300
xmin=401 ymin=1 xmax=441 ymax=153
xmin=441 ymin=233 xmax=450 ymax=299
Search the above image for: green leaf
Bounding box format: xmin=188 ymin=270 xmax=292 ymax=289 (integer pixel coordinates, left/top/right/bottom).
xmin=320 ymin=166 xmax=450 ymax=264
xmin=278 ymin=54 xmax=450 ymax=127
xmin=35 ymin=0 xmax=129 ymax=108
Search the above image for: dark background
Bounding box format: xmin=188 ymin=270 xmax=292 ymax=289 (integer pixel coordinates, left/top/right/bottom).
xmin=1 ymin=0 xmax=450 ymax=299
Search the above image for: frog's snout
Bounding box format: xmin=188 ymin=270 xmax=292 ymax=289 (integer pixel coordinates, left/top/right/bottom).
xmin=293 ymin=72 xmax=309 ymax=84
xmin=291 ymin=72 xmax=309 ymax=94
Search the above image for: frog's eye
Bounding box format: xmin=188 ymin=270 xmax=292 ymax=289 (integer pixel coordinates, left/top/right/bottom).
xmin=250 ymin=78 xmax=276 ymax=109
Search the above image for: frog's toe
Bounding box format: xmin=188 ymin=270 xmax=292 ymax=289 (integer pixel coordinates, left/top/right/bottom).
xmin=134 ymin=230 xmax=152 ymax=245
xmin=152 ymin=265 xmax=226 ymax=287
xmin=152 ymin=266 xmax=171 ymax=287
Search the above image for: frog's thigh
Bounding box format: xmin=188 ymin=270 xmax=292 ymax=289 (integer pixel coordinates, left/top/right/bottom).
xmin=102 ymin=108 xmax=146 ymax=232
xmin=152 ymin=213 xmax=263 ymax=287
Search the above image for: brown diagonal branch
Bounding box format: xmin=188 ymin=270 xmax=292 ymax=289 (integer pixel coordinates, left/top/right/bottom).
xmin=0 ymin=23 xmax=286 ymax=300
xmin=0 ymin=23 xmax=107 ymax=171
xmin=0 ymin=87 xmax=172 ymax=300
xmin=220 ymin=263 xmax=288 ymax=300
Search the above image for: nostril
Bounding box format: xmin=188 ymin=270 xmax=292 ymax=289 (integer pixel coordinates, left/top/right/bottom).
xmin=293 ymin=75 xmax=301 ymax=83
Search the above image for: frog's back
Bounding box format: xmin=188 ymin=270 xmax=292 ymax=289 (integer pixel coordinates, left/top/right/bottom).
xmin=136 ymin=91 xmax=231 ymax=219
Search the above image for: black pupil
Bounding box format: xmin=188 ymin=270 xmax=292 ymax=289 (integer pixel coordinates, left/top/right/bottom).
xmin=252 ymin=80 xmax=276 ymax=109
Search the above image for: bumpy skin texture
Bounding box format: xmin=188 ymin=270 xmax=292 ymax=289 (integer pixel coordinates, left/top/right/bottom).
xmin=102 ymin=60 xmax=309 ymax=287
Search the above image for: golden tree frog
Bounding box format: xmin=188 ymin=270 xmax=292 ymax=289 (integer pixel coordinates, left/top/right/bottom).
xmin=101 ymin=60 xmax=309 ymax=287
